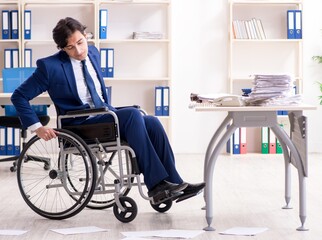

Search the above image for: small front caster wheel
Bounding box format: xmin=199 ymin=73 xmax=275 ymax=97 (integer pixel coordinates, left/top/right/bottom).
xmin=113 ymin=196 xmax=138 ymax=223
xmin=150 ymin=199 xmax=172 ymax=213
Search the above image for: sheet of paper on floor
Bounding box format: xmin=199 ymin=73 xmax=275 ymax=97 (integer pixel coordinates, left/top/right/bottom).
xmin=219 ymin=227 xmax=268 ymax=236
xmin=0 ymin=230 xmax=28 ymax=236
xmin=50 ymin=226 xmax=109 ymax=235
xmin=121 ymin=229 xmax=205 ymax=239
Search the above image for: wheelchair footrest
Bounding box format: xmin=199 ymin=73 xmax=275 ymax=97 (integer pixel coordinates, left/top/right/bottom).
xmin=175 ymin=192 xmax=199 ymax=203
xmin=151 ymin=190 xmax=182 ymax=205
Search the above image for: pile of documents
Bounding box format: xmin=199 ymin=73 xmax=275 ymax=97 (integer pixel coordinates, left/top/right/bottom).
xmin=246 ymin=74 xmax=301 ymax=106
xmin=132 ymin=31 xmax=163 ymax=39
xmin=190 ymin=93 xmax=245 ymax=107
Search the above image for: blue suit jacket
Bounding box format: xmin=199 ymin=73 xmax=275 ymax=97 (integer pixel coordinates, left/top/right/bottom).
xmin=11 ymin=45 xmax=111 ymax=128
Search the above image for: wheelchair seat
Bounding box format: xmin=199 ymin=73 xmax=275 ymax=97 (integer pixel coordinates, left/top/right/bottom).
xmin=63 ymin=122 xmax=116 ymax=144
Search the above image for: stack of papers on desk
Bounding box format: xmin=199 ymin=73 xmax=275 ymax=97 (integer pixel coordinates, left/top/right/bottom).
xmin=246 ymin=74 xmax=302 ymax=106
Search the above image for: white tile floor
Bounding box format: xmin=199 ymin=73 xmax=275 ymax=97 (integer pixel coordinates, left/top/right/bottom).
xmin=0 ymin=153 xmax=322 ymax=239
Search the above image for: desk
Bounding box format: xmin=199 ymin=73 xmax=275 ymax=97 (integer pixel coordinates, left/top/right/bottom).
xmin=191 ymin=104 xmax=316 ymax=231
xmin=0 ymin=93 xmax=52 ymax=105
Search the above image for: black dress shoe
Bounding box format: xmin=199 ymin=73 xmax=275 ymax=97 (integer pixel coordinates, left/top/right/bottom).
xmin=148 ymin=180 xmax=188 ymax=198
xmin=175 ymin=182 xmax=205 ymax=203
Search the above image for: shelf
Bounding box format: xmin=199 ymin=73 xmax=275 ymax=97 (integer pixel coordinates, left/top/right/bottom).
xmin=0 ymin=0 xmax=172 ymax=135
xmin=98 ymin=0 xmax=170 ymax=4
xmin=0 ymin=39 xmax=20 ymax=43
xmin=231 ymin=39 xmax=303 ymax=43
xmin=105 ymin=77 xmax=169 ymax=81
xmin=23 ymin=39 xmax=96 ymax=44
xmin=23 ymin=0 xmax=95 ymax=4
xmin=231 ymin=0 xmax=302 ymax=5
xmin=99 ymin=39 xmax=169 ymax=43
xmin=228 ymin=0 xmax=303 ymax=154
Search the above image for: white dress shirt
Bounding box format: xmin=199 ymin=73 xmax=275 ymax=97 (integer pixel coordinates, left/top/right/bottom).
xmin=29 ymin=56 xmax=104 ymax=132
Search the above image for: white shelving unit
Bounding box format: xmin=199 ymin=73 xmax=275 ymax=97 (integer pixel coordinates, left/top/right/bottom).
xmin=1 ymin=0 xmax=172 ymax=136
xmin=229 ymin=0 xmax=303 ymax=94
xmin=228 ymin=0 xmax=303 ymax=153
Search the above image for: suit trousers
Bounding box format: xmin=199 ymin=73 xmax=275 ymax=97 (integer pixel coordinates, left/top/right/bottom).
xmin=80 ymin=107 xmax=183 ymax=190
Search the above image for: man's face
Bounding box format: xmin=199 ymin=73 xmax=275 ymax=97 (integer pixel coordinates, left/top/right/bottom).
xmin=63 ymin=30 xmax=88 ymax=61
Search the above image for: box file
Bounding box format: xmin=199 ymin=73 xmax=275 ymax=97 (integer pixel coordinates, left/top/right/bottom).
xmin=4 ymin=48 xmax=20 ymax=68
xmin=269 ymin=127 xmax=276 ymax=154
xmin=261 ymin=127 xmax=269 ymax=154
xmin=24 ymin=10 xmax=31 ymax=39
xmin=155 ymin=86 xmax=163 ymax=116
xmin=99 ymin=9 xmax=108 ymax=39
xmin=240 ymin=127 xmax=247 ymax=154
xmin=12 ymin=49 xmax=19 ymax=67
xmin=287 ymin=10 xmax=295 ymax=39
xmin=2 ymin=10 xmax=10 ymax=39
xmin=107 ymin=48 xmax=114 ymax=78
xmin=233 ymin=128 xmax=240 ymax=154
xmin=162 ymin=86 xmax=169 ymax=116
xmin=100 ymin=48 xmax=108 ymax=77
xmin=6 ymin=127 xmax=14 ymax=155
xmin=24 ymin=49 xmax=32 ymax=67
xmin=294 ymin=10 xmax=302 ymax=39
xmin=14 ymin=128 xmax=20 ymax=155
xmin=4 ymin=49 xmax=11 ymax=68
xmin=276 ymin=124 xmax=283 ymax=154
xmin=10 ymin=10 xmax=18 ymax=39
xmin=0 ymin=127 xmax=6 ymax=155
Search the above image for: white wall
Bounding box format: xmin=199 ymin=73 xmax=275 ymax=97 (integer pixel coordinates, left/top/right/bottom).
xmin=171 ymin=0 xmax=322 ymax=154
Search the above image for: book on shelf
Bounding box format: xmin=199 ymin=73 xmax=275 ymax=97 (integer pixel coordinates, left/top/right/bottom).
xmin=132 ymin=31 xmax=163 ymax=40
xmin=232 ymin=18 xmax=266 ymax=40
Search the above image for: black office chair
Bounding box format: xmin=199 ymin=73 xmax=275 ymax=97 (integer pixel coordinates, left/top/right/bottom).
xmin=1 ymin=67 xmax=51 ymax=172
xmin=0 ymin=115 xmax=50 ymax=171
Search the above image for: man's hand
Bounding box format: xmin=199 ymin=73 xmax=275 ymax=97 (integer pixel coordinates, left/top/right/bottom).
xmin=34 ymin=126 xmax=58 ymax=141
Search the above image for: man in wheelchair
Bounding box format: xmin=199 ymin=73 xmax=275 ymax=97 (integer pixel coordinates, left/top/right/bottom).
xmin=11 ymin=17 xmax=205 ymax=205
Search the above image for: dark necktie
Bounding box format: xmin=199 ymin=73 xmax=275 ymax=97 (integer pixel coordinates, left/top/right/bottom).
xmin=81 ymin=59 xmax=104 ymax=108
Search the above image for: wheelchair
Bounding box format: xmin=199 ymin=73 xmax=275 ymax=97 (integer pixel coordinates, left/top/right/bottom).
xmin=16 ymin=107 xmax=175 ymax=223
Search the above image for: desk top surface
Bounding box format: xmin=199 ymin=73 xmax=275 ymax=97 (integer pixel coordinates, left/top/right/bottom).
xmin=190 ymin=103 xmax=317 ymax=112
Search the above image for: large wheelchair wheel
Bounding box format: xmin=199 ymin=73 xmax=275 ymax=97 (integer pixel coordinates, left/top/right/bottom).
xmin=17 ymin=129 xmax=97 ymax=220
xmin=86 ymin=149 xmax=134 ymax=209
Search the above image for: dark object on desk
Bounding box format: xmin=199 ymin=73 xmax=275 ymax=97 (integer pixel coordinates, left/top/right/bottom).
xmin=0 ymin=115 xmax=50 ymax=172
xmin=241 ymin=88 xmax=252 ymax=97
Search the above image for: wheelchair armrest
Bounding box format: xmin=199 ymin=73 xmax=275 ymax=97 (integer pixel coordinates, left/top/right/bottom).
xmin=115 ymin=105 xmax=141 ymax=110
xmin=66 ymin=107 xmax=109 ymax=116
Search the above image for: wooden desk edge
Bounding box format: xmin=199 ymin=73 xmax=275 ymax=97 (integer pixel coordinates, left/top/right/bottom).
xmin=0 ymin=93 xmax=52 ymax=105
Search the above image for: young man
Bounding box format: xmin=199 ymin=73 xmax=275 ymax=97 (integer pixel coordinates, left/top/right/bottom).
xmin=11 ymin=17 xmax=205 ymax=204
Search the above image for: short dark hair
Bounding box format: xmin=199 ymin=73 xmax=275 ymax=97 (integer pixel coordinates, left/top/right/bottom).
xmin=52 ymin=17 xmax=87 ymax=49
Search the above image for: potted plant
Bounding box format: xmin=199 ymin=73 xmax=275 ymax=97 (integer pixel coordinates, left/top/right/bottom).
xmin=312 ymin=56 xmax=322 ymax=104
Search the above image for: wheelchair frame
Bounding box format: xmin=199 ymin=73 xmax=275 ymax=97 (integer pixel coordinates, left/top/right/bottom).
xmin=16 ymin=107 xmax=174 ymax=223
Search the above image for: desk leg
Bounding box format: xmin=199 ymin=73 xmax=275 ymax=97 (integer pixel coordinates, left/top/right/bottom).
xmin=203 ymin=115 xmax=232 ymax=204
xmin=278 ymin=139 xmax=292 ymax=209
xmin=203 ymin=123 xmax=237 ymax=231
xmin=271 ymin=125 xmax=308 ymax=231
